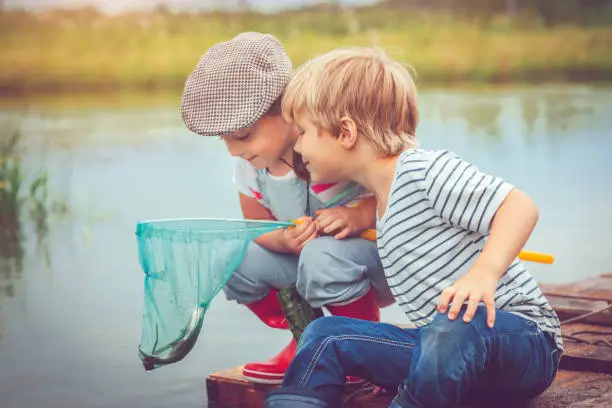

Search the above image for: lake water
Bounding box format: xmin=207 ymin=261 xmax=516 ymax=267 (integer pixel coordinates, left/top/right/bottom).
xmin=0 ymin=85 xmax=611 ymax=408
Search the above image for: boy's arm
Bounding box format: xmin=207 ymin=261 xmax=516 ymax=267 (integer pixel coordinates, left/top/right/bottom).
xmin=437 ymin=188 xmax=539 ymax=328
xmin=423 ymin=151 xmax=539 ymax=327
xmin=239 ymin=193 xmax=317 ymax=254
xmin=315 ymin=195 xmax=377 ymax=239
xmin=471 ymin=188 xmax=539 ymax=283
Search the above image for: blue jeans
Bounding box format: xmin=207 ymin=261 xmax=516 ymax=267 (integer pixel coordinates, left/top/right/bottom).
xmin=264 ymin=306 xmax=560 ymax=408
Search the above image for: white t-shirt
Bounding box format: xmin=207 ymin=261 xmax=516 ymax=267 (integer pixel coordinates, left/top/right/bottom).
xmin=232 ymin=158 xmax=370 ymax=221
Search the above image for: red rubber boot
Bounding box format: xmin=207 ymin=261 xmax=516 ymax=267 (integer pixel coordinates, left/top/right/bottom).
xmin=241 ymin=289 xmax=296 ymax=384
xmin=325 ymin=286 xmax=381 ymax=323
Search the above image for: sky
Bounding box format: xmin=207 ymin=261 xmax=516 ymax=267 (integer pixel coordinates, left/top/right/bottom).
xmin=3 ymin=0 xmax=380 ymax=13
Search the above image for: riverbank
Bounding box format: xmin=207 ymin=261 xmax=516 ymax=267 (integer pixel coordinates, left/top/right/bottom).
xmin=1 ymin=7 xmax=612 ymax=95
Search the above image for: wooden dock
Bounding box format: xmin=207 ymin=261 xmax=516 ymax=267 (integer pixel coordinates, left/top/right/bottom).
xmin=207 ymin=274 xmax=612 ymax=407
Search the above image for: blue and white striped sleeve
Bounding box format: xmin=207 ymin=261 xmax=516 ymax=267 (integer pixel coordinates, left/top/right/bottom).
xmin=424 ymin=151 xmax=514 ymax=235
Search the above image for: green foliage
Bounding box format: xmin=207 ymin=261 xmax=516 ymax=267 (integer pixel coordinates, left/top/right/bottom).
xmin=0 ymin=5 xmax=611 ymax=93
xmin=0 ymin=129 xmax=51 ymax=246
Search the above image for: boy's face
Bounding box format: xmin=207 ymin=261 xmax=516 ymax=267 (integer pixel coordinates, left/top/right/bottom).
xmin=294 ymin=113 xmax=347 ymax=184
xmin=221 ymin=114 xmax=295 ymax=169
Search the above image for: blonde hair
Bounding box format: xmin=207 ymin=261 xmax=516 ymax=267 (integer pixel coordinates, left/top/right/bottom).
xmin=282 ymin=46 xmax=419 ymax=156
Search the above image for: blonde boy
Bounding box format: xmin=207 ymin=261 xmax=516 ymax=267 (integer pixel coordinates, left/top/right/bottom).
xmin=263 ymin=47 xmax=563 ymax=408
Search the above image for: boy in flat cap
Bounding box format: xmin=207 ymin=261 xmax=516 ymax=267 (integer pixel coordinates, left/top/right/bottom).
xmin=181 ymin=32 xmax=393 ymax=384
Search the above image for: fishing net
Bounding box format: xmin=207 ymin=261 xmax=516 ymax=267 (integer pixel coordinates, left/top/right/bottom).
xmin=135 ymin=218 xmax=292 ymax=371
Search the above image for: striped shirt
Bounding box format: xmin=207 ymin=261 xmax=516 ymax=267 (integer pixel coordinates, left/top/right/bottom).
xmin=377 ymin=149 xmax=563 ymax=351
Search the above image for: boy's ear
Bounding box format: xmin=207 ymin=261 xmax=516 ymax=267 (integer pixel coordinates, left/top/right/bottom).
xmin=338 ymin=117 xmax=358 ymax=150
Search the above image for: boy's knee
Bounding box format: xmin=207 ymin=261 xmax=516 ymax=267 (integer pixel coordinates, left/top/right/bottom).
xmin=417 ymin=310 xmax=488 ymax=372
xmin=424 ymin=310 xmax=483 ymax=344
xmin=299 ymin=238 xmax=333 ymax=269
xmin=297 ymin=237 xmax=369 ymax=303
xmin=300 ymin=316 xmax=354 ymax=347
xmin=297 ymin=239 xmax=343 ymax=302
xmin=429 ymin=305 xmax=489 ymax=334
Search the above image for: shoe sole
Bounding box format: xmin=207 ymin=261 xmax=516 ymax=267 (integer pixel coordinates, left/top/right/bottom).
xmin=242 ymin=369 xmax=365 ymax=387
xmin=242 ymin=372 xmax=284 ymax=385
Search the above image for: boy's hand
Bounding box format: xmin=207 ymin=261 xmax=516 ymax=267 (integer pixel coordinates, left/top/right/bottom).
xmin=437 ymin=267 xmax=498 ymax=328
xmin=283 ymin=216 xmax=318 ymax=254
xmin=315 ymin=207 xmax=361 ymax=240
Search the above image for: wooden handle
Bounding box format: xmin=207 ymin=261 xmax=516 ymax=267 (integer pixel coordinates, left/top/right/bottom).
xmin=292 ymin=219 xmax=554 ymax=265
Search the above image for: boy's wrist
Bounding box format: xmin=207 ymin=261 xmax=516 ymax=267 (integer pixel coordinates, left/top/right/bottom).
xmin=278 ymin=230 xmax=297 ymax=253
xmin=351 ymin=205 xmax=375 ymax=232
xmin=344 ymin=206 xmax=364 ymax=234
xmin=256 ymin=229 xmax=295 ymax=254
xmin=471 ymin=254 xmax=507 ymax=281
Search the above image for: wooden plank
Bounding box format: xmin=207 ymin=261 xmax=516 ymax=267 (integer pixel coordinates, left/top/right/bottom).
xmin=561 ymin=343 xmax=612 ymax=374
xmin=541 ymin=274 xmax=612 ymax=303
xmin=207 ymin=366 xmax=273 ymax=408
xmin=546 ymin=295 xmax=612 ymax=326
xmin=206 ymin=367 xmax=369 ymax=408
xmin=525 ymin=370 xmax=612 ymax=407
xmin=562 ymin=322 xmax=612 ymax=338
xmin=457 ymin=370 xmax=612 ymax=408
xmin=207 ymin=369 xmax=612 ymax=408
xmin=560 ymin=322 xmax=612 ymax=373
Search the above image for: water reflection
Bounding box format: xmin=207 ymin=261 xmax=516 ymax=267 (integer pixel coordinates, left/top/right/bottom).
xmin=520 ymin=93 xmax=540 ymax=137
xmin=457 ymin=99 xmax=504 ymax=139
xmin=425 ymin=86 xmax=606 ymax=144
xmin=0 ymin=129 xmax=26 ymax=326
xmin=0 ymin=126 xmax=63 ymax=341
xmin=541 ymin=92 xmax=597 ymax=135
xmin=0 ymin=208 xmax=24 ymax=323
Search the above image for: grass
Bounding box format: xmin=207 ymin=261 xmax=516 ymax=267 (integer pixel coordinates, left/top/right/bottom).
xmin=0 ymin=129 xmax=27 ymax=301
xmin=0 ymin=126 xmax=69 ymax=311
xmin=0 ymin=128 xmax=51 ymax=260
xmin=1 ymin=6 xmax=612 ymax=94
xmin=0 ymin=130 xmax=26 ymax=240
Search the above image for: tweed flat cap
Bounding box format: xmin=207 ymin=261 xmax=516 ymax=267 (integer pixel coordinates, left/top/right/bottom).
xmin=180 ymin=32 xmax=292 ymax=136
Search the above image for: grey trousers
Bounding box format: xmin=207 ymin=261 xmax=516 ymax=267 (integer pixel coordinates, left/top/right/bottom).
xmin=223 ymin=236 xmax=394 ymax=309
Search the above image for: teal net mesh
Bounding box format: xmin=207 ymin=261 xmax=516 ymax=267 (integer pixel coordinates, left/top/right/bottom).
xmin=135 ymin=218 xmax=291 ymax=371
